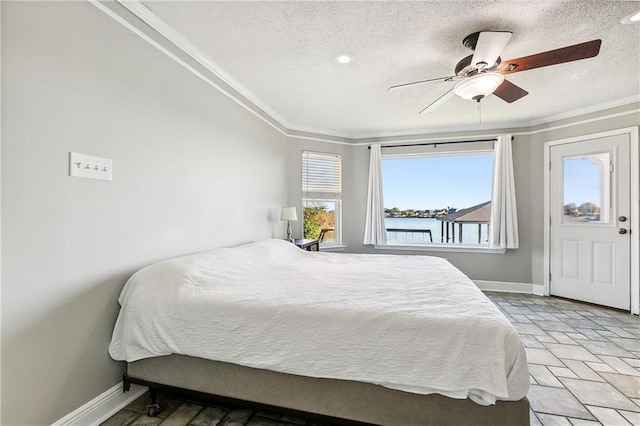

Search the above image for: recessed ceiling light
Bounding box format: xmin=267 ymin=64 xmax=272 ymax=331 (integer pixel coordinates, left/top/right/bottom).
xmin=620 ymin=9 xmax=640 ymax=25
xmin=335 ymin=53 xmax=354 ymax=64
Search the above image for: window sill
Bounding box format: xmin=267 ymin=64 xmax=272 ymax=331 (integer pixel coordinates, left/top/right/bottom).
xmin=373 ymin=243 xmax=507 ymax=254
xmin=320 ymin=245 xmax=347 ymax=252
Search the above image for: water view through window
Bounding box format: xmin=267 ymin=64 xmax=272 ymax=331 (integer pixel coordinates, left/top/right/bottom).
xmin=382 ymin=153 xmax=493 ymax=245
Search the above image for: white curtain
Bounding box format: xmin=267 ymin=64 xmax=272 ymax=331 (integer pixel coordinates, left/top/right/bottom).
xmin=363 ymin=143 xmax=387 ymax=245
xmin=490 ymin=134 xmax=519 ymax=249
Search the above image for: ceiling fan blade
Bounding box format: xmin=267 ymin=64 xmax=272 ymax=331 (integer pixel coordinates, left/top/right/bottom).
xmin=388 ymin=75 xmax=457 ymax=91
xmin=470 ymin=31 xmax=513 ymax=70
xmin=498 ymin=39 xmax=601 ymax=75
xmin=419 ymin=88 xmax=455 ymax=114
xmin=493 ymin=79 xmax=528 ymax=103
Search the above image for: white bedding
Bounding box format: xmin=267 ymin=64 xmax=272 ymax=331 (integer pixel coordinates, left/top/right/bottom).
xmin=109 ymin=239 xmax=529 ymax=405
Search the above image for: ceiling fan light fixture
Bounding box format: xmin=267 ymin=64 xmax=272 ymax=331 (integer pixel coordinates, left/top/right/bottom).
xmin=453 ymin=73 xmax=505 ymax=100
xmin=620 ymin=9 xmax=640 ymax=24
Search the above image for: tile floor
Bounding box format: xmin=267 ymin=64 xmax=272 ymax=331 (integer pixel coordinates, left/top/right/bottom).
xmin=103 ymin=292 xmax=640 ymax=426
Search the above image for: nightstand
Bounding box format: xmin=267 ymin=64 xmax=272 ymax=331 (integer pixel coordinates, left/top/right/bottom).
xmin=294 ymin=239 xmax=320 ymax=251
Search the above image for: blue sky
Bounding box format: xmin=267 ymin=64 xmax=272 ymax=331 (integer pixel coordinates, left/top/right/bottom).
xmin=382 ymin=154 xmax=493 ymax=210
xmin=381 ymin=153 xmax=603 ymax=211
xmin=563 ymin=156 xmax=603 ymax=207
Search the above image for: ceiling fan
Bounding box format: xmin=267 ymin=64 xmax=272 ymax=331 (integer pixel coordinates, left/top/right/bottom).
xmin=389 ymin=31 xmax=602 ymax=114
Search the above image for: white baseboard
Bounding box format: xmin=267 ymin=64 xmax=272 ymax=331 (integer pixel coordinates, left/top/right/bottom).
xmin=532 ymin=284 xmax=545 ymax=296
xmin=474 ymin=280 xmax=534 ymax=294
xmin=52 ymin=382 xmax=146 ymax=426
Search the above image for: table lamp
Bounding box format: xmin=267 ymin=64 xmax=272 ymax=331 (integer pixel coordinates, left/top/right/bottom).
xmin=281 ymin=207 xmax=297 ymax=242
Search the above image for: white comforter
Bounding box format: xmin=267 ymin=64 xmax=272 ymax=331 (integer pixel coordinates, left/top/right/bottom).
xmin=109 ymin=239 xmax=529 ymax=405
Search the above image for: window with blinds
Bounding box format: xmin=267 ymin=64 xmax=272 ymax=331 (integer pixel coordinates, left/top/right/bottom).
xmin=302 ymin=151 xmax=342 ymax=247
xmin=302 ymin=151 xmax=342 ymax=196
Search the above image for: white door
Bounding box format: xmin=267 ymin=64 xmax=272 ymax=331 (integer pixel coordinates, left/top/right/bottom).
xmin=549 ymin=134 xmax=631 ymax=310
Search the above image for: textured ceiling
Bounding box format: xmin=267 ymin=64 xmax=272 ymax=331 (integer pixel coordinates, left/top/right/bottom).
xmin=141 ymin=1 xmax=640 ymax=138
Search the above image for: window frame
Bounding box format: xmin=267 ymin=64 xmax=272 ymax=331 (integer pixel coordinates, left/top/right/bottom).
xmin=302 ymin=151 xmax=342 ymax=248
xmin=378 ymin=142 xmax=500 ymax=252
xmin=302 ymin=198 xmax=342 ymax=247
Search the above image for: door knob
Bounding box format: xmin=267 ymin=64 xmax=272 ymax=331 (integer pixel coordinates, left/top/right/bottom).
xmin=618 ymin=216 xmax=627 ymax=222
xmin=618 ymin=228 xmax=628 ymax=234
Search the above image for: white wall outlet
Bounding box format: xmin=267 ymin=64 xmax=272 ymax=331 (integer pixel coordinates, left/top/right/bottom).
xmin=69 ymin=152 xmax=113 ymax=181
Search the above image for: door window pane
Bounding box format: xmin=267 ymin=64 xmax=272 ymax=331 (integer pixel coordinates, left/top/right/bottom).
xmin=563 ymin=153 xmax=610 ymax=223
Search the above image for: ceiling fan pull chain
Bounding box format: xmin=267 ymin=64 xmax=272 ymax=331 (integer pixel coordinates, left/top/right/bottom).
xmin=478 ymin=100 xmax=482 ymax=125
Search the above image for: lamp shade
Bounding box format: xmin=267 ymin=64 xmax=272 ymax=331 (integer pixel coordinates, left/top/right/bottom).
xmin=281 ymin=206 xmax=297 ymax=221
xmin=453 ymin=73 xmax=505 ymax=100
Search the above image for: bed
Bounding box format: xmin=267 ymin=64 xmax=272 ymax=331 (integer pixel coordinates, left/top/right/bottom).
xmin=110 ymin=239 xmax=530 ymax=425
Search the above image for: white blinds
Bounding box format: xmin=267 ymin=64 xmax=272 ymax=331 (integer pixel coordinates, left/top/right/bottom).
xmin=302 ymin=151 xmax=342 ymax=196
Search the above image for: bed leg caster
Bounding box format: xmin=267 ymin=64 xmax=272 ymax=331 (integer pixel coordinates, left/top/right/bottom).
xmin=147 ymin=403 xmax=161 ymax=417
xmin=122 ymin=373 xmax=131 ymax=393
xmin=147 ymin=388 xmax=161 ymax=417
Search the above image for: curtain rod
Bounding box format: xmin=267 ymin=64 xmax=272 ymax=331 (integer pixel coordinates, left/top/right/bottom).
xmin=367 ymin=136 xmax=513 ymax=149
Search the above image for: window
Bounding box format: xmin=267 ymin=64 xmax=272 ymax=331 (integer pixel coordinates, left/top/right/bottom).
xmin=381 ymin=142 xmax=494 ymax=247
xmin=562 ymin=153 xmax=610 ymax=223
xmin=302 ymin=151 xmax=342 ymax=247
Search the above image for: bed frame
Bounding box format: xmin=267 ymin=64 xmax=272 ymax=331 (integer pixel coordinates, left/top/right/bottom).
xmin=124 ymin=354 xmax=529 ymax=425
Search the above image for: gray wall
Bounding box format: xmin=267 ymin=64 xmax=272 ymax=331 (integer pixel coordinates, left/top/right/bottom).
xmin=1 ymin=2 xmax=288 ymax=424
xmin=1 ymin=2 xmax=638 ymax=425
xmin=527 ymin=104 xmax=640 ymax=287
xmin=291 ymin=108 xmax=639 ymax=285
xmin=343 ymin=133 xmax=533 ymax=284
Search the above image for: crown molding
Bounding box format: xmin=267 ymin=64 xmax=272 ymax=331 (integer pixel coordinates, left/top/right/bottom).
xmin=528 ymin=95 xmax=640 ymax=127
xmin=94 ymin=1 xmax=639 ymax=146
xmin=115 ymin=0 xmax=293 ymax=131
xmin=351 ymin=131 xmax=506 ymax=147
xmin=98 ymin=0 xmax=357 ymax=141
xmin=91 ymin=0 xmax=291 ymax=139
xmin=349 ymin=97 xmax=640 ymax=140
xmin=522 ymin=107 xmax=640 ymax=136
xmin=287 ymin=132 xmax=354 ymax=145
xmin=349 ymin=106 xmax=639 ymax=146
xmin=349 ymin=120 xmax=532 ymax=141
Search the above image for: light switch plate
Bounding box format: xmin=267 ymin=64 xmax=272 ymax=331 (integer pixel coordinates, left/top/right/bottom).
xmin=69 ymin=152 xmax=113 ymax=181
